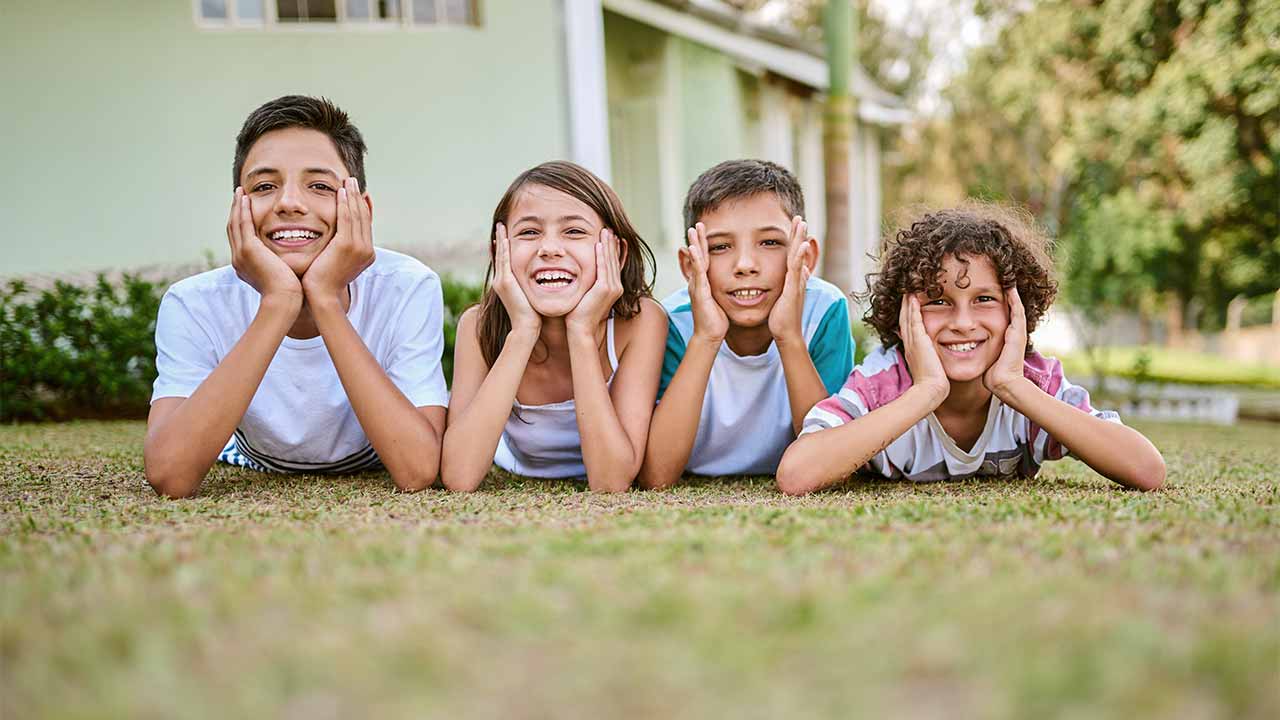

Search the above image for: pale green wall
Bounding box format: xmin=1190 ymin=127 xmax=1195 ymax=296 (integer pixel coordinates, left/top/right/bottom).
xmin=1 ymin=0 xmax=567 ymax=276
xmin=603 ymin=14 xmax=763 ymax=297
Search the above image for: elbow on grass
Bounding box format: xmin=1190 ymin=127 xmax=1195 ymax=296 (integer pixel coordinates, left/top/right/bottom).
xmin=1127 ymin=453 xmax=1167 ymax=492
xmin=440 ymin=467 xmax=484 ymax=493
xmin=775 ymin=457 xmax=815 ymax=497
xmin=389 ymin=467 xmax=438 ymax=493
xmin=143 ymin=461 xmax=202 ymax=499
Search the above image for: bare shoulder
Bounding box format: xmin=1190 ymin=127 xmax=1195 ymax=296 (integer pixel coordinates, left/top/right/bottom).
xmin=457 ymin=305 xmax=481 ymax=335
xmin=616 ymin=295 xmax=675 ymax=353
xmin=615 ymin=298 xmax=669 ymax=346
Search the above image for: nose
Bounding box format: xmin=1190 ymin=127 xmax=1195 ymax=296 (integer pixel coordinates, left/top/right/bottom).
xmin=274 ymin=181 xmax=307 ymax=215
xmin=732 ymin=246 xmax=759 ymax=276
xmin=537 ymin=234 xmax=565 ymax=258
xmin=948 ymin=303 xmax=978 ymax=332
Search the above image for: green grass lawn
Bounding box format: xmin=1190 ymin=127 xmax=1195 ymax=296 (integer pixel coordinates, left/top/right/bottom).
xmin=1057 ymin=346 xmax=1280 ymax=389
xmin=2 ymin=421 xmax=1277 ymax=719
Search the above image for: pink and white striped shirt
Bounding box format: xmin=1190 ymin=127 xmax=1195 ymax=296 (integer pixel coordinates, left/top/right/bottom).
xmin=799 ymin=345 xmax=1121 ymax=481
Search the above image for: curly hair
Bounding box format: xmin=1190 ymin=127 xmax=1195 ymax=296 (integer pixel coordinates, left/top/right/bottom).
xmin=861 ymin=201 xmax=1058 ymax=350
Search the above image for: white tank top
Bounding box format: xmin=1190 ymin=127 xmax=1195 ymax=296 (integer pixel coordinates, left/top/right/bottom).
xmin=493 ymin=317 xmax=619 ymax=479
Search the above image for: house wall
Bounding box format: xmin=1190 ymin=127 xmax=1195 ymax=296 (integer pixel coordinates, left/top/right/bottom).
xmin=2 ymin=0 xmax=568 ymax=277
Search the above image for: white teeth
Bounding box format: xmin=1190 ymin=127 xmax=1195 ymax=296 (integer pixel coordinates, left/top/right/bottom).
xmin=534 ymin=270 xmax=574 ymax=284
xmin=270 ymin=229 xmax=319 ymax=240
xmin=945 ymin=341 xmax=978 ymax=352
xmin=730 ymin=289 xmax=763 ymax=299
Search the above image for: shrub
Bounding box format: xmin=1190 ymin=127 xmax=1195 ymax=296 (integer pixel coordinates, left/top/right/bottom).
xmin=1 ymin=276 xmax=163 ymax=421
xmin=0 ymin=273 xmax=485 ymax=422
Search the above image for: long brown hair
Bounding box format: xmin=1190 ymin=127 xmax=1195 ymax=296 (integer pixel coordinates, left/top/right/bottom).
xmin=477 ymin=161 xmax=656 ymax=367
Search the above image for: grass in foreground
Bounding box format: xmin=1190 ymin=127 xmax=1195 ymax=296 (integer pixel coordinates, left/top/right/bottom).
xmin=1 ymin=420 xmax=1277 ymax=719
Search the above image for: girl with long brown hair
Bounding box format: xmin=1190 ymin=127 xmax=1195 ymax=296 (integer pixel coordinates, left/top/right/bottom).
xmin=441 ymin=161 xmax=667 ymax=492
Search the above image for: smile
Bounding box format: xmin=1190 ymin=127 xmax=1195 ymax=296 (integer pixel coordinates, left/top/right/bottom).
xmin=268 ymin=229 xmax=321 ymax=247
xmin=533 ymin=269 xmax=576 ymax=289
xmin=727 ymin=288 xmax=767 ymax=306
xmin=941 ymin=340 xmax=983 ymax=354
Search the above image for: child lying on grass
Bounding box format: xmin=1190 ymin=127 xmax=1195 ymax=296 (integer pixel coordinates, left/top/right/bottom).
xmin=777 ymin=203 xmax=1165 ymax=494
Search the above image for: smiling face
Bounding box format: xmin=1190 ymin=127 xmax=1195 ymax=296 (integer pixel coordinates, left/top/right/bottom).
xmin=505 ymin=184 xmax=603 ymax=318
xmin=696 ymin=192 xmax=797 ymax=330
xmin=240 ymin=127 xmax=353 ymax=277
xmin=916 ymin=253 xmax=1010 ymax=383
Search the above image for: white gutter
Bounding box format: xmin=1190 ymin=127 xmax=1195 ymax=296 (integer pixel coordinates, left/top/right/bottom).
xmin=603 ymin=0 xmax=910 ymax=126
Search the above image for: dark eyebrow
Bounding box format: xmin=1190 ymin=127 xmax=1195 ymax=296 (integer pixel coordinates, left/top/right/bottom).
xmin=303 ymin=168 xmax=340 ymax=179
xmin=245 ymin=166 xmax=279 ymax=178
xmin=758 ymin=225 xmax=788 ymax=235
xmin=559 ymin=215 xmax=591 ymax=224
xmin=971 ymin=285 xmax=1004 ymax=295
xmin=704 ymin=230 xmax=733 ymax=240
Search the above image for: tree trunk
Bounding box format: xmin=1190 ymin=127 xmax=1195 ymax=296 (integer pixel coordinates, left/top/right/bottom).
xmin=823 ymin=0 xmax=855 ymax=291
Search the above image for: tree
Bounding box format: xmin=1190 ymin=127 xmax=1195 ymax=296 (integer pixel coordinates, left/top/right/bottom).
xmin=900 ymin=0 xmax=1280 ymax=330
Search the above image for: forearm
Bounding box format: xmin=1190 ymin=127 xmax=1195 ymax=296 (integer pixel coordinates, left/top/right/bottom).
xmin=312 ymin=300 xmax=442 ymax=491
xmin=441 ymin=329 xmax=538 ymax=491
xmin=997 ymin=379 xmax=1166 ymax=490
xmin=569 ymin=331 xmax=637 ymax=492
xmin=776 ymin=385 xmax=941 ymax=495
xmin=776 ymin=337 xmax=831 ymax=435
xmin=144 ymin=295 xmax=299 ymax=497
xmin=638 ymin=337 xmax=719 ymax=490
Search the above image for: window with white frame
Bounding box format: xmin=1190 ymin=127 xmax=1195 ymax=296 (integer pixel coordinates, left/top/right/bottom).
xmin=195 ymin=0 xmax=476 ymax=27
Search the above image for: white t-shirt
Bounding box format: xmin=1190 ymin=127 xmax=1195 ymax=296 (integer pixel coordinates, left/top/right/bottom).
xmin=151 ymin=248 xmax=449 ymax=473
xmin=659 ymin=276 xmax=854 ymax=476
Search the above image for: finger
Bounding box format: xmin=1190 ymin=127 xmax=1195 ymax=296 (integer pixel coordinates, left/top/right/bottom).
xmin=352 ymin=179 xmax=371 ymax=249
xmin=1009 ymin=286 xmax=1026 ymax=328
xmin=228 ymin=188 xmax=242 ymax=252
xmin=899 ymin=294 xmax=910 ymax=344
xmin=788 ymin=216 xmax=805 ymax=264
xmin=695 ymin=222 xmax=709 ymax=262
xmin=239 ymin=192 xmax=257 ymax=247
xmin=496 ymin=223 xmax=510 ymax=280
xmin=336 ymin=184 xmax=350 ymax=248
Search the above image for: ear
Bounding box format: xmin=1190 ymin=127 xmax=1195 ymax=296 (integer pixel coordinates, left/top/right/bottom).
xmin=363 ymin=192 xmax=374 ymax=221
xmin=802 ymin=235 xmax=820 ymax=274
xmin=678 ymin=246 xmax=695 ymax=282
xmin=616 ymin=233 xmax=629 ymax=268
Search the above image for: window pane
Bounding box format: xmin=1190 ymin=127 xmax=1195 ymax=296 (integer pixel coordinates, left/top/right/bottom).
xmin=306 ymin=0 xmax=338 ymax=19
xmin=412 ymin=0 xmax=437 ymax=23
xmin=277 ymin=0 xmax=337 ymax=21
xmin=345 ymin=0 xmax=370 ymax=19
xmin=376 ymin=0 xmax=401 ymax=19
xmin=443 ymin=0 xmax=471 ymax=23
xmin=201 ymin=0 xmax=228 ymax=19
xmin=238 ymin=0 xmax=265 ymax=21
xmin=277 ymin=0 xmax=303 ymax=20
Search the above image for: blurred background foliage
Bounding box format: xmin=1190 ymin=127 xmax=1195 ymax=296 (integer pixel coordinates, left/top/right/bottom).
xmin=891 ymin=0 xmax=1279 ymax=331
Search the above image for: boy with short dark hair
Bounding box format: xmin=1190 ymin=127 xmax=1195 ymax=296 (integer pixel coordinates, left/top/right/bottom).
xmin=638 ymin=159 xmax=854 ymax=488
xmin=144 ymin=95 xmax=447 ymax=498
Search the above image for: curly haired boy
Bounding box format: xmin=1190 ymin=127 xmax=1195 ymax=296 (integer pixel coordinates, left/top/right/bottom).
xmin=777 ymin=202 xmax=1165 ymax=494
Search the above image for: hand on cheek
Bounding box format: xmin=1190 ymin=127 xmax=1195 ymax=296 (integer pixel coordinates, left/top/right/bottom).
xmin=983 ymin=286 xmax=1028 ymax=397
xmin=900 ymin=294 xmax=949 ymax=403
xmin=227 ymin=187 xmax=302 ymax=302
xmin=302 ymin=177 xmax=375 ymax=306
xmin=566 ymin=228 xmax=623 ymax=337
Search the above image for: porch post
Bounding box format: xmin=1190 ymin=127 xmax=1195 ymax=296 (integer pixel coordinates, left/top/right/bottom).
xmin=563 ymin=0 xmax=612 ymax=181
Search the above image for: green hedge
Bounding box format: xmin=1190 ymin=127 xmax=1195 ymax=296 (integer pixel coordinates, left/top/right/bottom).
xmin=1 ymin=274 xmax=484 ymax=422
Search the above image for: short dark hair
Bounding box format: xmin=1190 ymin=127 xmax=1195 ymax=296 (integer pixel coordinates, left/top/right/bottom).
xmin=682 ymin=159 xmax=805 ymax=230
xmin=232 ymin=95 xmax=367 ymax=190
